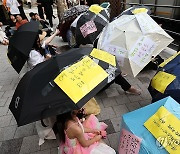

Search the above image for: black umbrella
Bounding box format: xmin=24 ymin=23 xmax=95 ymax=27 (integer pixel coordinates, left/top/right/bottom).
xmin=60 ymin=5 xmax=89 ymax=23
xmin=7 ymin=22 xmax=39 ymax=73
xmin=75 ymin=5 xmax=110 ymax=45
xmin=9 ymin=47 xmax=121 ymax=126
xmin=148 ymin=53 xmax=180 ymax=103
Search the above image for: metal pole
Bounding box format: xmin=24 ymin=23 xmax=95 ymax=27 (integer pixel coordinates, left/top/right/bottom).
xmin=154 ymin=0 xmax=158 ymax=15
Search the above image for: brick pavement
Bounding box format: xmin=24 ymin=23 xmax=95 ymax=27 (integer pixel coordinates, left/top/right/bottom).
xmin=0 ymin=6 xmax=176 ymax=154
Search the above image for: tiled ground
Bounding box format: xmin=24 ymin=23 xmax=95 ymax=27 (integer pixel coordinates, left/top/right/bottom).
xmin=0 ymin=6 xmax=177 ymax=154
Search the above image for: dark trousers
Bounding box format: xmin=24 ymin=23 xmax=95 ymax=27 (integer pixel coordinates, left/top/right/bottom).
xmin=37 ymin=5 xmax=44 ymax=19
xmin=47 ymin=15 xmax=53 ymax=27
xmin=100 ymin=74 xmax=131 ymax=92
xmin=114 ymin=74 xmax=131 ymax=91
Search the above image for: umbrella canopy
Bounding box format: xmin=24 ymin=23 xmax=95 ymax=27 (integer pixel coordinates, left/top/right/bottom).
xmin=75 ymin=5 xmax=110 ymax=45
xmin=7 ymin=22 xmax=39 ymax=73
xmin=120 ymin=6 xmax=151 ymax=16
xmin=58 ymin=5 xmax=89 ymax=39
xmin=9 ymin=47 xmax=121 ymax=126
xmin=97 ymin=13 xmax=173 ymax=77
xmin=60 ymin=5 xmax=89 ymax=23
xmin=148 ymin=52 xmax=180 ymax=103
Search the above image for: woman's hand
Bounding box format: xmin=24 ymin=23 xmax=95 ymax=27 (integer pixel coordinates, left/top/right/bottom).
xmin=92 ymin=129 xmax=100 ymax=135
xmin=55 ymin=29 xmax=60 ymax=35
xmin=94 ymin=135 xmax=102 ymax=142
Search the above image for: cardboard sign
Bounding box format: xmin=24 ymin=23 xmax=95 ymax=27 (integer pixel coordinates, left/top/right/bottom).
xmin=119 ymin=129 xmax=142 ymax=154
xmin=144 ymin=106 xmax=180 ymax=154
xmin=90 ymin=48 xmax=116 ymax=66
xmin=151 ymin=71 xmax=176 ymax=93
xmin=80 ymin=20 xmax=97 ymax=38
xmin=54 ymin=56 xmax=108 ymax=103
xmin=89 ymin=5 xmax=103 ymax=14
xmin=129 ymin=36 xmax=157 ymax=68
xmin=159 ymin=51 xmax=180 ymax=67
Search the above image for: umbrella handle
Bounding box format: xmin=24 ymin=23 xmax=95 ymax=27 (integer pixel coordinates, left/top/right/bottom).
xmin=41 ymin=119 xmax=48 ymax=127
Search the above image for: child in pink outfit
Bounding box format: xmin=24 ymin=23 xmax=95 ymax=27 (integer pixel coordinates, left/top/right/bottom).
xmin=57 ymin=110 xmax=116 ymax=154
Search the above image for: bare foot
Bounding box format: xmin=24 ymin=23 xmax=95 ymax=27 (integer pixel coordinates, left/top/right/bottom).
xmin=126 ymin=86 xmax=141 ymax=95
xmin=121 ymin=72 xmax=127 ymax=77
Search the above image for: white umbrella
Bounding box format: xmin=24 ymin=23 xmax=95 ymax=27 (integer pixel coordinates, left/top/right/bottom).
xmin=97 ymin=13 xmax=174 ymax=77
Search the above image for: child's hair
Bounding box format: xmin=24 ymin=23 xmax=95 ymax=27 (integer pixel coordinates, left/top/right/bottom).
xmin=32 ymin=35 xmax=45 ymax=56
xmin=56 ymin=111 xmax=74 ymax=143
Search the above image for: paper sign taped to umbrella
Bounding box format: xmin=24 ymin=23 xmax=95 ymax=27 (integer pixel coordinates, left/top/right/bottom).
xmin=129 ymin=36 xmax=157 ymax=68
xmin=89 ymin=5 xmax=103 ymax=14
xmin=132 ymin=8 xmax=148 ymax=14
xmin=90 ymin=48 xmax=116 ymax=66
xmin=151 ymin=71 xmax=176 ymax=93
xmin=144 ymin=106 xmax=180 ymax=154
xmin=119 ymin=129 xmax=142 ymax=154
xmin=159 ymin=51 xmax=180 ymax=67
xmin=80 ymin=20 xmax=97 ymax=38
xmin=135 ymin=13 xmax=162 ymax=34
xmin=103 ymin=45 xmax=127 ymax=66
xmin=114 ymin=15 xmax=135 ymax=27
xmin=54 ymin=56 xmax=108 ymax=103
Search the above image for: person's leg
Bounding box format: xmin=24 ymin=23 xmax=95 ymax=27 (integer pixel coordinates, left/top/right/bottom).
xmin=114 ymin=74 xmax=131 ymax=91
xmin=114 ymin=74 xmax=141 ymax=95
xmin=48 ymin=15 xmax=53 ymax=28
xmin=38 ymin=6 xmax=44 ymax=19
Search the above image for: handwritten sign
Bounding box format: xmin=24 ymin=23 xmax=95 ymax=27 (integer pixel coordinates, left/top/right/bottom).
xmin=159 ymin=51 xmax=180 ymax=67
xmin=54 ymin=56 xmax=108 ymax=103
xmin=144 ymin=106 xmax=180 ymax=154
xmin=89 ymin=5 xmax=103 ymax=14
xmin=135 ymin=13 xmax=162 ymax=34
xmin=132 ymin=8 xmax=148 ymax=14
xmin=119 ymin=129 xmax=142 ymax=154
xmin=80 ymin=20 xmax=97 ymax=38
xmin=129 ymin=36 xmax=157 ymax=68
xmin=90 ymin=48 xmax=116 ymax=66
xmin=103 ymin=45 xmax=127 ymax=67
xmin=114 ymin=15 xmax=135 ymax=27
xmin=151 ymin=71 xmax=176 ymax=93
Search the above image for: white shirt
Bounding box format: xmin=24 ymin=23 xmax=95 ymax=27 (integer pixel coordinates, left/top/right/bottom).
xmin=27 ymin=41 xmax=47 ymax=69
xmin=6 ymin=0 xmax=20 ymax=15
xmin=0 ymin=27 xmax=7 ymax=43
xmin=28 ymin=50 xmax=45 ymax=70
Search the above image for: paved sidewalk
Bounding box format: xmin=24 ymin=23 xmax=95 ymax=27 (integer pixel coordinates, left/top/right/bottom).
xmin=0 ymin=7 xmax=177 ymax=154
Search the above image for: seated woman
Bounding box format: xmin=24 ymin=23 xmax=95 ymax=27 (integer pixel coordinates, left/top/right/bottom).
xmin=27 ymin=28 xmax=60 ymax=69
xmin=15 ymin=14 xmax=28 ymax=29
xmin=57 ymin=109 xmax=116 ymax=154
